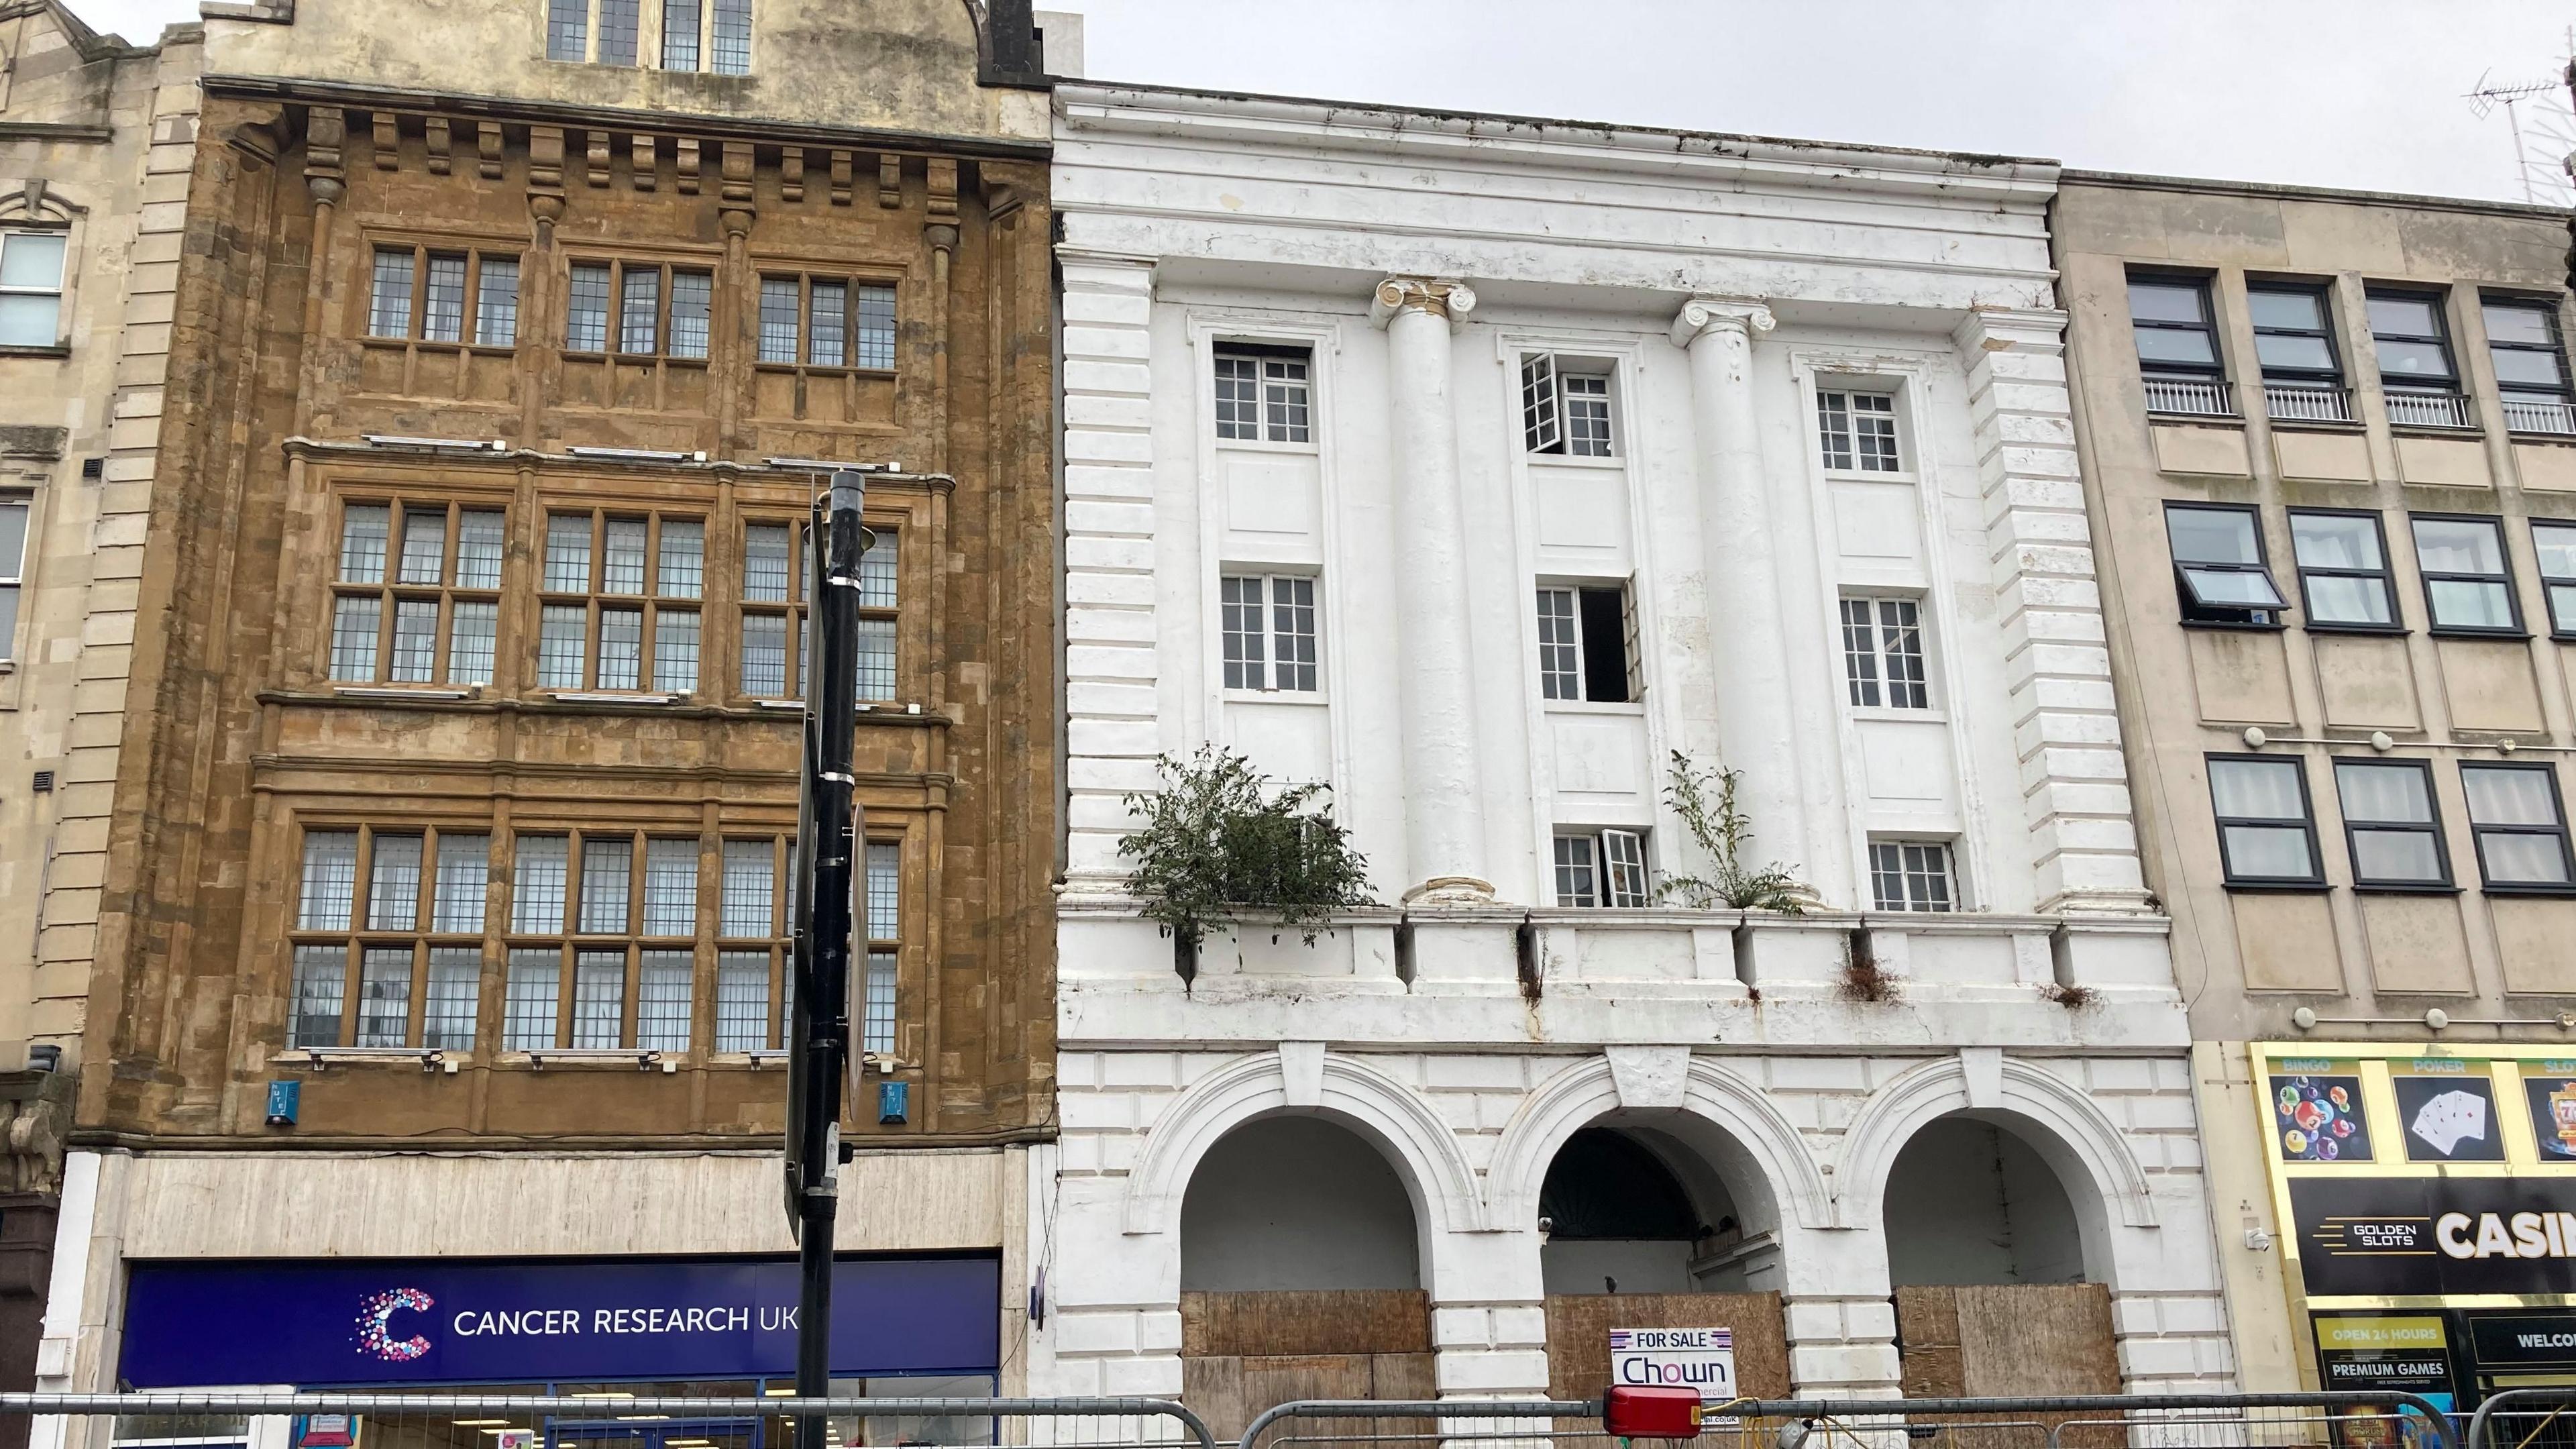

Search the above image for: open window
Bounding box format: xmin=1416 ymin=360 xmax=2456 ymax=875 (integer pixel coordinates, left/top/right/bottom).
xmin=2164 ymin=502 xmax=2286 ymax=627
xmin=1536 ymin=582 xmax=1640 ymax=703
xmin=1554 ymin=829 xmax=1650 ymax=908
xmin=1521 ymin=354 xmax=1615 ymax=458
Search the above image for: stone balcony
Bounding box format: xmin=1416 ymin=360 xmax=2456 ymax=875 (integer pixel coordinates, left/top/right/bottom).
xmin=1059 ymin=900 xmax=2186 ymax=1053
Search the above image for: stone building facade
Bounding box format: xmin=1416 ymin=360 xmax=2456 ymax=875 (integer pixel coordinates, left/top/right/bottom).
xmin=2056 ymin=174 xmax=2576 ymax=1405
xmin=36 ymin=0 xmax=1058 ymax=1406
xmin=0 ymin=0 xmax=201 ymax=1421
xmin=1030 ymin=84 xmax=2234 ymax=1428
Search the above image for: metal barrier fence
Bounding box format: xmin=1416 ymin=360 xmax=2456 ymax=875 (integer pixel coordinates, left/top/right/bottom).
xmin=2467 ymin=1389 xmax=2576 ymax=1449
xmin=0 ymin=1394 xmax=1215 ymax=1449
xmin=0 ymin=1390 xmax=2468 ymax=1449
xmin=1236 ymin=1392 xmax=2461 ymax=1449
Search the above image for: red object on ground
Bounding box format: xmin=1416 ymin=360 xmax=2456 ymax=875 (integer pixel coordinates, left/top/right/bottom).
xmin=1605 ymin=1385 xmax=1705 ymax=1438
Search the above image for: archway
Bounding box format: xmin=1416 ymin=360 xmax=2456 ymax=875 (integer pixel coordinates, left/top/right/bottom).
xmin=1177 ymin=1115 xmax=1434 ymax=1440
xmin=1534 ymin=1114 xmax=1792 ymax=1401
xmin=1881 ymin=1112 xmax=2118 ymax=1402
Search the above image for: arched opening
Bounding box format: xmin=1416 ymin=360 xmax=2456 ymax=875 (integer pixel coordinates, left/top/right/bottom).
xmin=1534 ymin=1116 xmax=1791 ymax=1401
xmin=1881 ymin=1112 xmax=2121 ymax=1399
xmin=1884 ymin=1115 xmax=2086 ymax=1287
xmin=1180 ymin=1114 xmax=1421 ymax=1290
xmin=1177 ymin=1115 xmax=1433 ymax=1439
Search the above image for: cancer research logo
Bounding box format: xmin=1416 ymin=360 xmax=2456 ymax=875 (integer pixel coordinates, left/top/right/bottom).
xmin=356 ymin=1287 xmax=435 ymax=1362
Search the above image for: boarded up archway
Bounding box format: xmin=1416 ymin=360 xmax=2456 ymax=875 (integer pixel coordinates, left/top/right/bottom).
xmin=1179 ymin=1116 xmax=1433 ymax=1442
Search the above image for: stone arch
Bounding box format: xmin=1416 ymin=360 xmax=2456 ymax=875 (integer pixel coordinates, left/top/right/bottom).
xmin=1122 ymin=1045 xmax=1486 ymax=1236
xmin=1485 ymin=1051 xmax=1833 ymax=1231
xmin=1835 ymin=1053 xmax=2157 ymax=1235
xmin=0 ymin=178 xmax=86 ymax=225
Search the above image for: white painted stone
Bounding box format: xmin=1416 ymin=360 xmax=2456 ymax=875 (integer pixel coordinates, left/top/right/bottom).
xmin=1036 ymin=82 xmax=2220 ymax=1403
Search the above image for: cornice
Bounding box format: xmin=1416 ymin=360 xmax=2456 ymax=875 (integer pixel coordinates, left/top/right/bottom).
xmin=1057 ymin=82 xmax=2059 ymax=205
xmin=2061 ymin=166 xmax=2571 ymax=222
xmin=201 ymin=73 xmax=1054 ymax=164
xmin=281 ymin=437 xmax=959 ymax=493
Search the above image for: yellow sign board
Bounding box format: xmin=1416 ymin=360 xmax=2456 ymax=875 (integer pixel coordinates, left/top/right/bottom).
xmin=2314 ymin=1316 xmax=2448 ymax=1352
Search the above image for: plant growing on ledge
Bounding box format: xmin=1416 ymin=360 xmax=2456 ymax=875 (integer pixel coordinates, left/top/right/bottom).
xmin=1654 ymin=750 xmax=1809 ymax=914
xmin=1119 ymin=745 xmax=1377 ymax=978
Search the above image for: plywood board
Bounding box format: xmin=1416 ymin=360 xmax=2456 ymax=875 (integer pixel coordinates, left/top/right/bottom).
xmin=1185 ymin=1352 xmax=1438 ymax=1446
xmin=1182 ymin=1289 xmax=1432 ymax=1358
xmin=1542 ymin=1291 xmax=1790 ymax=1401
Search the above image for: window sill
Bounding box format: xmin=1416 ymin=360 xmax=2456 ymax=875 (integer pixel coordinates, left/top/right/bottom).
xmin=753 ymin=363 xmax=896 ymax=380
xmin=2351 ymin=883 xmax=2463 ymax=896
xmin=2303 ymin=623 xmax=2409 ymax=638
xmin=2265 ymin=417 xmax=2365 ymax=434
xmin=1542 ymin=698 xmax=1647 ymax=717
xmin=2389 ymin=423 xmax=2485 ymax=439
xmin=1214 ymin=437 xmax=1320 ymax=457
xmin=1223 ymin=688 xmax=1327 ymax=706
xmin=2145 ymin=409 xmax=2243 ymax=425
xmin=1821 ymin=468 xmax=1919 ymax=484
xmin=0 ymin=343 xmax=71 ymax=359
xmin=561 ymin=350 xmax=710 ymax=368
xmin=545 ymin=690 xmax=684 ymax=706
xmin=2179 ymin=619 xmax=2288 ymax=633
xmin=505 ymin=1049 xmax=682 ymax=1071
xmin=334 ymin=684 xmax=478 ymax=700
xmin=1525 ymin=453 xmax=1626 ymax=470
xmin=2220 ymin=880 xmax=2332 ymax=894
xmin=2508 ymin=429 xmax=2576 ymax=443
xmin=1847 ymin=705 xmax=1949 ymax=724
xmin=272 ymin=1047 xmax=470 ymax=1069
xmin=2426 ymin=629 xmax=2532 ymax=643
xmin=2479 ymin=883 xmax=2576 ymax=898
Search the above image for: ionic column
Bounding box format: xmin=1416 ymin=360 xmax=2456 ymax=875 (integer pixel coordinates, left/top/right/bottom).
xmin=1670 ymin=299 xmax=1814 ymax=891
xmin=1373 ymin=277 xmax=1492 ymax=903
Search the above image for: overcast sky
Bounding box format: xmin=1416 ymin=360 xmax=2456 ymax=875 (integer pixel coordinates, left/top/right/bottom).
xmin=63 ymin=0 xmax=2576 ymax=206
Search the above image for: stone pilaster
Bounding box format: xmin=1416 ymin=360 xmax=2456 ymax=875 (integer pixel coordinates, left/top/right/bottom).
xmin=1953 ymin=308 xmax=2152 ymax=914
xmin=1058 ymin=251 xmax=1163 ymax=895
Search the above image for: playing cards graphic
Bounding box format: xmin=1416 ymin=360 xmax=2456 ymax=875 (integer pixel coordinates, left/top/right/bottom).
xmin=2409 ymin=1089 xmax=2487 ymax=1157
xmin=2390 ymin=1065 xmax=2506 ymax=1163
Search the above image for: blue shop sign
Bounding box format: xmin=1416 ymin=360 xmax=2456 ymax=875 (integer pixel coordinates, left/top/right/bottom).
xmin=120 ymin=1254 xmax=1000 ymax=1389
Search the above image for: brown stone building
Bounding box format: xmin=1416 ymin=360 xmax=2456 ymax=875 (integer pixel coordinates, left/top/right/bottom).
xmin=36 ymin=0 xmax=1061 ymax=1405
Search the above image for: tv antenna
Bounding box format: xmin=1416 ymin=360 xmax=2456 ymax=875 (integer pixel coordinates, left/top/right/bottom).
xmin=2467 ymin=66 xmax=2567 ymax=204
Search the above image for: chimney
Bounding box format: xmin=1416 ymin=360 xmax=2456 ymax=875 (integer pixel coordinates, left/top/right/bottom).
xmin=983 ymin=0 xmax=1042 ymax=85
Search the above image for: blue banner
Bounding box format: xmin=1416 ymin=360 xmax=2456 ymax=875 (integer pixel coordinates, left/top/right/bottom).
xmin=120 ymin=1255 xmax=1000 ymax=1388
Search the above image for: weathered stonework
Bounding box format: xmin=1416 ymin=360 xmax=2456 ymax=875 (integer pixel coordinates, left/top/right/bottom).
xmin=0 ymin=3 xmax=201 ymax=1423
xmin=37 ymin=0 xmax=1057 ymax=1405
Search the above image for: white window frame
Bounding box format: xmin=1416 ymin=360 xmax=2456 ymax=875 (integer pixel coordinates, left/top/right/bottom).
xmin=1839 ymin=594 xmax=1933 ymax=712
xmin=1534 ymin=580 xmax=1642 ymax=705
xmin=0 ymin=493 xmax=26 ymax=663
xmin=1868 ymin=838 xmax=1957 ymax=912
xmin=1521 ymin=354 xmax=1618 ymax=459
xmin=1219 ymin=572 xmax=1322 ymax=695
xmin=1817 ymin=387 xmax=1904 ymax=474
xmin=1212 ymin=342 xmax=1315 ymax=447
xmin=0 ymin=229 xmax=69 ymax=350
xmin=1554 ymin=828 xmax=1652 ymax=908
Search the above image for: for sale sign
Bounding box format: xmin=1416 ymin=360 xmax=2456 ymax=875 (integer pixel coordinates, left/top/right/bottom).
xmin=1611 ymin=1326 xmax=1737 ymax=1407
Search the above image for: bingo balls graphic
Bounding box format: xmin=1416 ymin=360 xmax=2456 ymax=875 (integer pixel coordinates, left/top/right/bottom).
xmin=2284 ymin=1129 xmax=2308 ymax=1154
xmin=356 ymin=1287 xmax=435 ymax=1362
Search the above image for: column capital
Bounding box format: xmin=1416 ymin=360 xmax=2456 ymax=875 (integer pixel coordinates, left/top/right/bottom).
xmin=1669 ymin=297 xmax=1775 ymax=348
xmin=1372 ymin=276 xmax=1477 ymax=332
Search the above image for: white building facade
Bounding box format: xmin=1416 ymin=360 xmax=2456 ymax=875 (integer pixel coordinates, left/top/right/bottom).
xmin=1036 ymin=83 xmax=2235 ymax=1411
